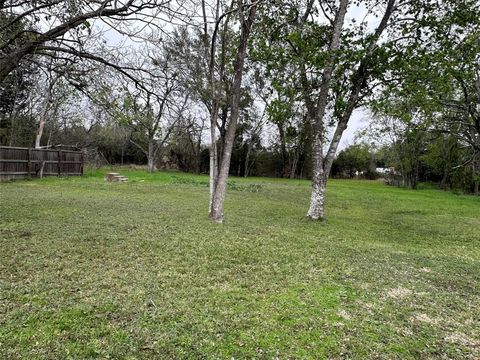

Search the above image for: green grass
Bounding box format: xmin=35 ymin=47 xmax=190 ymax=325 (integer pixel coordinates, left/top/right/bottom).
xmin=1 ymin=168 xmax=479 ymax=359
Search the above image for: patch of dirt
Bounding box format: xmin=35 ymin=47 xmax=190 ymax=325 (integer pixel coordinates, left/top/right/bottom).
xmin=410 ymin=313 xmax=439 ymax=325
xmin=444 ymin=333 xmax=478 ymax=347
xmin=384 ymin=287 xmax=413 ymax=300
xmin=356 ymin=301 xmax=375 ymax=315
xmin=337 ymin=309 xmax=351 ymax=320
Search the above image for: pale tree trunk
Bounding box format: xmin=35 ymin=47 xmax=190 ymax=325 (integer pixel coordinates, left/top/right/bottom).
xmin=203 ymin=0 xmax=219 ymax=210
xmin=209 ymin=3 xmax=257 ymax=222
xmin=306 ymin=0 xmax=349 ymax=220
xmin=207 ymin=0 xmax=228 ymax=212
xmin=308 ymin=143 xmax=327 ymax=219
xmin=35 ymin=100 xmax=49 ymax=149
xmin=209 ymin=104 xmax=219 ymax=211
xmin=290 ymin=148 xmax=299 ymax=179
xmin=35 ymin=78 xmax=57 ymax=149
xmin=147 ymin=140 xmax=155 ymax=173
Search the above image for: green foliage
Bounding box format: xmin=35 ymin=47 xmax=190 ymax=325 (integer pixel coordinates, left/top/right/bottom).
xmin=369 ymin=0 xmax=479 ymax=191
xmin=170 ymin=174 xmax=209 ymax=186
xmin=0 ymin=13 xmax=39 ymax=146
xmin=169 ymin=175 xmax=263 ymax=192
xmin=227 ymin=181 xmax=263 ymax=192
xmin=373 ymin=0 xmax=480 ymax=166
xmin=266 ymin=98 xmax=294 ymax=125
xmin=0 ymin=113 xmax=36 ymax=147
xmin=332 ymin=143 xmax=375 ymax=179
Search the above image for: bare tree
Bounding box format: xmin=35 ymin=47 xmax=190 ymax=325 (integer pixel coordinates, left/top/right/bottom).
xmin=0 ymin=0 xmax=174 ymax=83
xmin=33 ymin=57 xmax=69 ymax=149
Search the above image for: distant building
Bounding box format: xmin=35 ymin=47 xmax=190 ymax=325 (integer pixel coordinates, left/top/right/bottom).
xmin=375 ymin=168 xmax=390 ymax=174
xmin=376 ymin=167 xmax=390 ymax=174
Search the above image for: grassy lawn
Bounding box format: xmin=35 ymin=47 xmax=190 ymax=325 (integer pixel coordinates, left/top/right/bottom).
xmin=1 ymin=169 xmax=479 ymax=359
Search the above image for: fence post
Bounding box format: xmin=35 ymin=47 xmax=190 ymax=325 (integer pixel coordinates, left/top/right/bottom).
xmin=80 ymin=151 xmax=84 ymax=176
xmin=58 ymin=150 xmax=62 ymax=176
xmin=27 ymin=148 xmax=31 ymax=176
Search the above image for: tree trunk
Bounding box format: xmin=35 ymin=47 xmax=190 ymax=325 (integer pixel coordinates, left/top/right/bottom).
xmin=307 ymin=0 xmax=395 ymax=219
xmin=473 ymin=150 xmax=479 ymax=195
xmin=306 ymin=0 xmax=348 ymax=220
xmin=440 ymin=170 xmax=448 ymax=190
xmin=290 ymin=147 xmax=299 ymax=179
xmin=35 ymin=106 xmax=48 ymax=149
xmin=244 ymin=141 xmax=252 ymax=177
xmin=209 ymin=3 xmax=257 ymax=222
xmin=0 ymin=49 xmax=28 ymax=84
xmin=208 ymin=0 xmax=233 ymax=212
xmin=440 ymin=136 xmax=450 ymax=190
xmin=474 ymin=73 xmax=480 ymax=195
xmin=196 ymin=134 xmax=202 ymax=174
xmin=147 ymin=141 xmax=155 ymax=173
xmin=307 ymin=133 xmax=328 ymax=219
xmin=209 ymin=104 xmax=219 ymax=211
xmin=307 ymin=158 xmax=327 ymax=220
xmin=278 ymin=123 xmax=288 ymax=177
xmin=35 ymin=79 xmax=56 ymax=148
xmin=217 ymin=108 xmax=228 ymax=167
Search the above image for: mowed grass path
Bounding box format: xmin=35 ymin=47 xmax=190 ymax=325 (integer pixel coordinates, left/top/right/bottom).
xmin=1 ymin=169 xmax=479 ymax=359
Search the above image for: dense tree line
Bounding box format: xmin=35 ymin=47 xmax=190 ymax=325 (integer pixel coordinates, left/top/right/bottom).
xmin=1 ymin=0 xmax=478 ymax=222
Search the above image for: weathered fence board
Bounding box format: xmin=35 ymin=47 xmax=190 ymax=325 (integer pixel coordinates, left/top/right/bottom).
xmin=0 ymin=146 xmax=83 ymax=181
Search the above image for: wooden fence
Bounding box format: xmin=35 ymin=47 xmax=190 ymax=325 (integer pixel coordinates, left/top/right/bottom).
xmin=0 ymin=146 xmax=83 ymax=181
